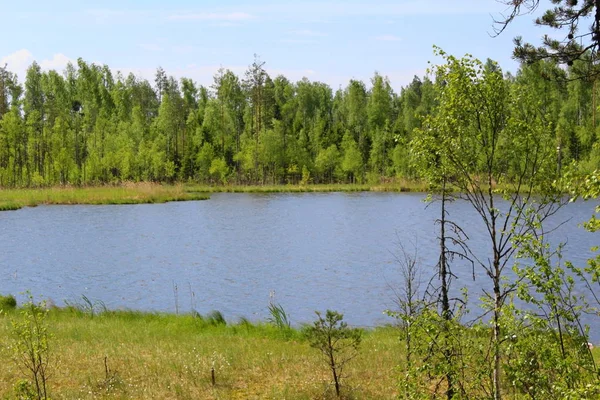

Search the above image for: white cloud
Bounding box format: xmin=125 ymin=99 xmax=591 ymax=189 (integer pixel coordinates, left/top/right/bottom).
xmin=0 ymin=50 xmax=75 ymax=81
xmin=0 ymin=49 xmax=35 ymax=80
xmin=40 ymin=53 xmax=74 ymax=71
xmin=374 ymin=34 xmax=402 ymax=42
xmin=168 ymin=12 xmax=254 ymax=22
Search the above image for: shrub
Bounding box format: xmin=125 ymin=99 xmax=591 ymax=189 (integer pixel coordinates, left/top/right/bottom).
xmin=0 ymin=294 xmax=17 ymax=310
xmin=305 ymin=310 xmax=362 ymax=398
xmin=12 ymin=295 xmax=51 ymax=400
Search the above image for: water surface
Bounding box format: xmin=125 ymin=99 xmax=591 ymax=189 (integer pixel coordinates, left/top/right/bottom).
xmin=0 ymin=192 xmax=597 ymax=337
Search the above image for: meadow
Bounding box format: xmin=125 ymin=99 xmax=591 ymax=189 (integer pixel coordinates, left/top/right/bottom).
xmin=0 ymin=304 xmax=399 ymax=399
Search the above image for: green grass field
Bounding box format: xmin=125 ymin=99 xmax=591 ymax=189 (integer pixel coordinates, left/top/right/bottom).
xmin=0 ymin=299 xmax=598 ymax=399
xmin=0 ymin=307 xmax=400 ymax=399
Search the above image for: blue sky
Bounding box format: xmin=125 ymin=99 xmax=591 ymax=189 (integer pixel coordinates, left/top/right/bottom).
xmin=0 ymin=0 xmax=549 ymax=91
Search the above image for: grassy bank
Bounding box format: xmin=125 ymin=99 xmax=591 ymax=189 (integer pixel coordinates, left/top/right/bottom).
xmin=0 ymin=307 xmax=399 ymax=399
xmin=0 ymin=178 xmax=561 ymax=212
xmin=185 ymin=179 xmax=428 ymax=194
xmin=0 ymin=180 xmax=428 ymax=211
xmin=0 ymin=183 xmax=209 ymax=211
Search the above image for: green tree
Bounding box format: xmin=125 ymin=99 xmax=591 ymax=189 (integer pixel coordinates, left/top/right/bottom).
xmin=495 ymin=0 xmax=600 ymax=70
xmin=315 ymin=144 xmax=340 ymax=183
xmin=341 ymin=131 xmax=362 ymax=182
xmin=414 ymin=48 xmax=562 ymax=400
xmin=0 ymin=65 xmax=19 ymax=120
xmin=345 ymin=80 xmax=368 ymax=173
xmin=12 ymin=295 xmax=52 ymax=400
xmin=209 ymin=157 xmax=229 ymax=184
xmin=305 ymin=310 xmax=362 ymax=398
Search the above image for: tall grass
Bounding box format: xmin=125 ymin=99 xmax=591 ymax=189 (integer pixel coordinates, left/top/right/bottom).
xmin=0 ymin=180 xmax=429 ymax=212
xmin=0 ymin=305 xmax=598 ymax=398
xmin=0 ymin=183 xmax=209 ymax=211
xmin=186 ymin=179 xmax=428 ymax=194
xmin=0 ymin=307 xmax=400 ymax=399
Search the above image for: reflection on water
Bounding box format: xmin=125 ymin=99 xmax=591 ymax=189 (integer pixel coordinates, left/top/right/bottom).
xmin=0 ymin=192 xmax=597 ymax=337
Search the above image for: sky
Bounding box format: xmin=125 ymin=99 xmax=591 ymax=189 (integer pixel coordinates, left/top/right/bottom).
xmin=0 ymin=0 xmax=552 ymax=92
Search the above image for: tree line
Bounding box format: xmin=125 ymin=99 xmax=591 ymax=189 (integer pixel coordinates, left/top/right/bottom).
xmin=0 ymin=54 xmax=598 ymax=187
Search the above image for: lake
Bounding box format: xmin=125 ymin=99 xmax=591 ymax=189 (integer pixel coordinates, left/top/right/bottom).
xmin=0 ymin=192 xmax=598 ymax=337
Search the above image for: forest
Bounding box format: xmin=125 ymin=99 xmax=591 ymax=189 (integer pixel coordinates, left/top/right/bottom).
xmin=0 ymin=53 xmax=598 ymax=188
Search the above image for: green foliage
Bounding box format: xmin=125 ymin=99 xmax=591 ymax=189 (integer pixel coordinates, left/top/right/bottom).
xmin=1 ymin=53 xmax=596 ymax=188
xmin=64 ymin=295 xmax=107 ymax=317
xmin=300 ymin=165 xmax=311 ymax=185
xmin=206 ymin=310 xmax=226 ymax=326
xmin=0 ymin=293 xmax=17 ymax=310
xmin=315 ymin=145 xmax=340 ymax=183
xmin=499 ymin=299 xmax=597 ymax=399
xmin=209 ymin=157 xmax=229 ymax=184
xmin=341 ymin=131 xmax=362 ymax=183
xmin=267 ymin=292 xmax=291 ymax=332
xmin=11 ymin=295 xmax=51 ymax=400
xmin=412 ymin=48 xmax=574 ymax=400
xmin=305 ymin=310 xmax=362 ymax=398
xmin=497 ymin=0 xmax=600 ymax=73
xmin=14 ymin=379 xmax=36 ymax=400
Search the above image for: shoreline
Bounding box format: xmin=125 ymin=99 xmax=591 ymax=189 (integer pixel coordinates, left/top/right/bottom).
xmin=0 ymin=181 xmax=428 ymax=211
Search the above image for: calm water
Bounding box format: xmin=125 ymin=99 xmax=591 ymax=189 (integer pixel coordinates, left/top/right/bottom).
xmin=0 ymin=192 xmax=597 ymax=336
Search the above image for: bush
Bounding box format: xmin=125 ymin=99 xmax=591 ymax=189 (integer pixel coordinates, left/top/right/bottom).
xmin=305 ymin=310 xmax=362 ymax=398
xmin=12 ymin=295 xmax=51 ymax=400
xmin=0 ymin=294 xmax=17 ymax=310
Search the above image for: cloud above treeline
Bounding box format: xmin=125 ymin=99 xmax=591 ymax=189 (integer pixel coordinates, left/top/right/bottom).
xmin=0 ymin=49 xmax=73 ymax=80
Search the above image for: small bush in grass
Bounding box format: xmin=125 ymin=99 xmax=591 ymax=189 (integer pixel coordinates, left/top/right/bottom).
xmin=0 ymin=294 xmax=17 ymax=310
xmin=305 ymin=310 xmax=362 ymax=398
xmin=14 ymin=379 xmax=36 ymax=399
xmin=12 ymin=295 xmax=51 ymax=400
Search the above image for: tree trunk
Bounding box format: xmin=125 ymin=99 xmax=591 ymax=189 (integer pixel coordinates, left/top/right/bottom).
xmin=439 ymin=178 xmax=455 ymax=400
xmin=493 ymin=259 xmax=501 ymax=400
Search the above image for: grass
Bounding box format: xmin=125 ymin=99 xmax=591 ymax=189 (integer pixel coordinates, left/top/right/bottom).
xmin=185 ymin=179 xmax=428 ymax=194
xmin=0 ymin=179 xmax=428 ymax=212
xmin=0 ymin=305 xmax=598 ymax=399
xmin=0 ymin=307 xmax=400 ymax=399
xmin=0 ymin=177 xmax=567 ymax=212
xmin=0 ymin=182 xmax=209 ymax=211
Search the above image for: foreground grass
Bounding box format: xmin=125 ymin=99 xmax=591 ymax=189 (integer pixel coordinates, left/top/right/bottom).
xmin=1 ymin=305 xmax=599 ymax=399
xmin=0 ymin=183 xmax=209 ymax=211
xmin=0 ymin=308 xmax=400 ymax=399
